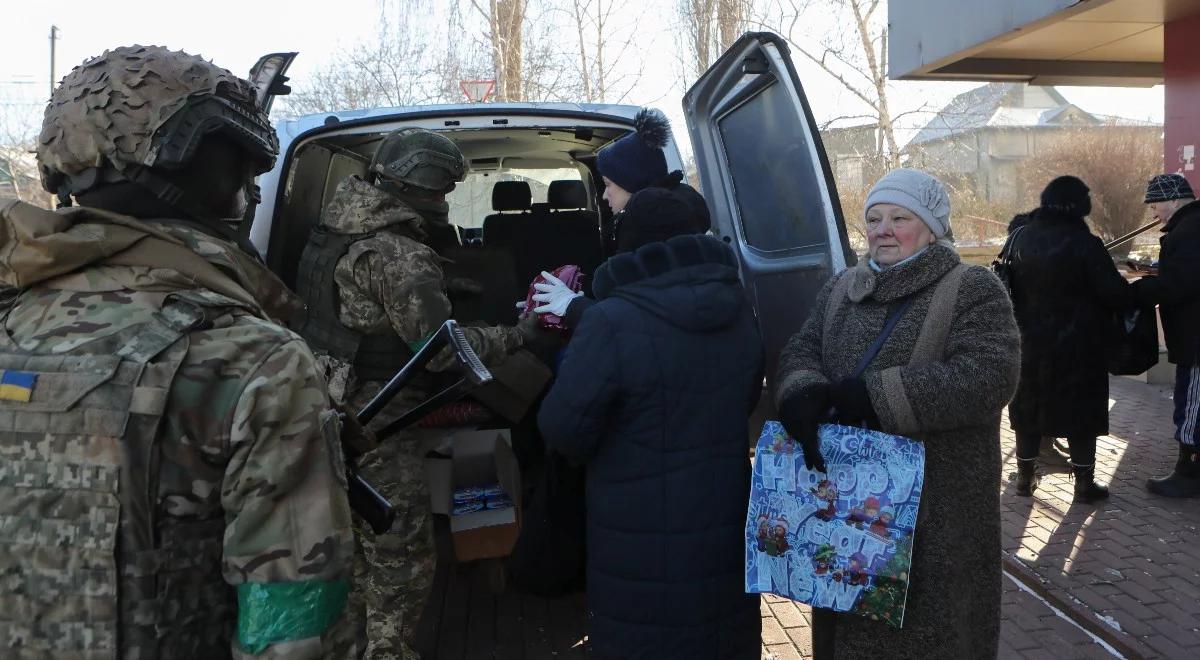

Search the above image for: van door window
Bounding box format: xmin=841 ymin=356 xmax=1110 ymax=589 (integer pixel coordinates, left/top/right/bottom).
xmin=718 ymin=80 xmax=829 ymax=252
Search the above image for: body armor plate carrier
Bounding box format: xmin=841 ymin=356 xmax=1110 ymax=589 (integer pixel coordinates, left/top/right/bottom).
xmin=0 ymin=293 xmax=236 ymax=658
xmin=293 ymin=228 xmax=413 ymax=382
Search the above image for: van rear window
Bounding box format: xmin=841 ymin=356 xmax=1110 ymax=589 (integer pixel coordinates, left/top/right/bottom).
xmin=718 ymin=81 xmax=828 ymax=252
xmin=447 ymin=167 xmax=583 ymax=229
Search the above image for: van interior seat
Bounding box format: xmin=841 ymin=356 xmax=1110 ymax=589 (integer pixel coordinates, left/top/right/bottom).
xmin=548 ymin=180 xmax=589 ymax=212
xmin=482 ymin=181 xmax=532 ymax=246
xmin=514 ymin=179 xmax=603 ymax=290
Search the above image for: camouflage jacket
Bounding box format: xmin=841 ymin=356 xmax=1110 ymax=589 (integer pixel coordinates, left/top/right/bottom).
xmin=0 ymin=199 xmax=355 ymax=659
xmin=321 ymin=176 xmax=523 ymax=380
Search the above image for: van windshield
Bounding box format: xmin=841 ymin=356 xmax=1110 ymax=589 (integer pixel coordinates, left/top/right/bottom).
xmin=448 ymin=167 xmax=584 ymax=228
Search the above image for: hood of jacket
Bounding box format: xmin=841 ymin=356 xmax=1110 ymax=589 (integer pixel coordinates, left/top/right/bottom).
xmin=319 ymin=175 xmax=430 ymax=237
xmin=592 ymin=233 xmax=745 ymax=332
xmin=0 ymin=198 xmax=301 ymax=321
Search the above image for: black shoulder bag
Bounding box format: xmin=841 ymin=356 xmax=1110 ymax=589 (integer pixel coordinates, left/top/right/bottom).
xmin=991 ymin=226 xmax=1025 ymax=297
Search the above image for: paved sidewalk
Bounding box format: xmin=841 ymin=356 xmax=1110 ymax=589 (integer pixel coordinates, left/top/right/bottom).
xmin=759 ymin=574 xmax=1117 ymax=659
xmin=998 ymin=376 xmax=1200 ymax=658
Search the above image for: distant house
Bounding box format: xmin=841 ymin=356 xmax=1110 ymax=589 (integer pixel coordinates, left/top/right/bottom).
xmin=821 ymin=123 xmax=881 ymax=191
xmin=906 ymin=83 xmax=1159 ymax=206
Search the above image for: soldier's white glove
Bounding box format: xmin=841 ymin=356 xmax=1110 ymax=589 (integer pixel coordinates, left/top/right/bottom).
xmin=532 ymin=271 xmax=583 ymax=316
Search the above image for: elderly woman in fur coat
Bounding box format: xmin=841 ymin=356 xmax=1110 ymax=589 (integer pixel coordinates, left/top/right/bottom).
xmin=775 ymin=168 xmax=1020 ymax=659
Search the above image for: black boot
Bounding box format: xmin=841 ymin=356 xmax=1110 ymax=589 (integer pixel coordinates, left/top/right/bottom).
xmin=1071 ymin=463 xmax=1109 ymax=504
xmin=1015 ymin=457 xmax=1038 ymax=496
xmin=1147 ymin=442 xmax=1200 ymax=498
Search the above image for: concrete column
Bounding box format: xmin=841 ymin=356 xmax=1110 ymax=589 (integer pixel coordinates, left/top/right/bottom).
xmin=1164 ymin=12 xmax=1200 ymax=184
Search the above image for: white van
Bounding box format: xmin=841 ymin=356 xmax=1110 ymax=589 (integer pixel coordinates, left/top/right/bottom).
xmin=244 ymin=32 xmax=855 ymax=395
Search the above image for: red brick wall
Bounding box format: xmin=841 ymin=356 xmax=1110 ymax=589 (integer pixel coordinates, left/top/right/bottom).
xmin=1165 ymin=12 xmax=1200 ymax=185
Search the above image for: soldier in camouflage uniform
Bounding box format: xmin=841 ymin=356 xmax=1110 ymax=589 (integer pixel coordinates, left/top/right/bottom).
xmin=0 ymin=46 xmax=355 ymax=658
xmin=295 ymin=128 xmax=544 ymax=659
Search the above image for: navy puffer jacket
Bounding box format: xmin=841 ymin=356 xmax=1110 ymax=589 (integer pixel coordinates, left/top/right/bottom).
xmin=538 ymin=234 xmax=764 ymax=660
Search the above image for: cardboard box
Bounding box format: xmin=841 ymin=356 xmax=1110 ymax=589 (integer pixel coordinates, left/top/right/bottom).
xmin=425 ymin=429 xmax=522 ymax=562
xmin=470 ymin=349 xmax=552 ymax=422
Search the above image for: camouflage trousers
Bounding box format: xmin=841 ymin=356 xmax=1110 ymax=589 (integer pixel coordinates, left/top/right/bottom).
xmin=349 ymin=384 xmax=438 ymax=660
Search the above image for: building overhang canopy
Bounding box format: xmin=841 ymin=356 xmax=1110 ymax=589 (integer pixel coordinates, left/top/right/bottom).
xmin=890 ymin=0 xmax=1200 ymax=87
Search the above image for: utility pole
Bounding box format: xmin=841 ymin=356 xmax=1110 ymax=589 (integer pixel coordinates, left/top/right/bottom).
xmin=49 ymin=25 xmax=59 ymax=97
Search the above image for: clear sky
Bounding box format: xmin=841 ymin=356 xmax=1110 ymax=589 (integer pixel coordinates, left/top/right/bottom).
xmin=1 ymin=1 xmax=1165 ymax=151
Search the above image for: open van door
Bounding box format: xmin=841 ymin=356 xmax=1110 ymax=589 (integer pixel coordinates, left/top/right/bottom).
xmin=248 ymin=52 xmax=298 ymax=115
xmin=683 ymin=32 xmax=854 ymax=397
xmin=240 ymin=52 xmax=298 ymax=251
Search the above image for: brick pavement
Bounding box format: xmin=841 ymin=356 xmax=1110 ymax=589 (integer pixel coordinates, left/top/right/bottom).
xmin=758 ymin=575 xmax=1117 ymax=660
xmin=997 ymin=376 xmax=1200 ymax=659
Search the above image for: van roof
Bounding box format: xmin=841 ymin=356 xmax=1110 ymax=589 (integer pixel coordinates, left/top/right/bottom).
xmin=276 ymin=102 xmax=645 ymax=140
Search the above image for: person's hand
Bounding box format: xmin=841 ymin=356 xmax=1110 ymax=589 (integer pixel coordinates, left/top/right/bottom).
xmin=532 ymin=270 xmax=583 ymax=316
xmin=829 ymin=378 xmax=878 ymax=428
xmin=517 ymin=312 xmax=563 ymax=348
xmin=778 ymin=384 xmax=830 ymax=472
xmin=334 ymin=402 xmax=378 ymax=457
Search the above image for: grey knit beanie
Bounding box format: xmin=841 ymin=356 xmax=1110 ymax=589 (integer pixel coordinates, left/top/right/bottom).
xmin=865 ymin=168 xmax=953 ymax=241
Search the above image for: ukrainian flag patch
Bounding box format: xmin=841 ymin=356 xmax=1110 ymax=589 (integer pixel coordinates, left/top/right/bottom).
xmin=0 ymin=370 xmax=37 ymax=402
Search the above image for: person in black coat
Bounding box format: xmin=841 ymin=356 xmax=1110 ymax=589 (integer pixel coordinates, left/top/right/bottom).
xmin=536 ymin=185 xmax=765 ymax=660
xmin=1008 ymin=176 xmax=1133 ymax=503
xmin=1133 ymin=173 xmax=1200 ymax=497
xmin=1006 ymin=209 xmax=1073 ymax=473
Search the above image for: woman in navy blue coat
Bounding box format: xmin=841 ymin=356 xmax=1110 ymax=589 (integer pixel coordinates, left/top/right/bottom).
xmin=537 ymin=183 xmax=765 ymax=660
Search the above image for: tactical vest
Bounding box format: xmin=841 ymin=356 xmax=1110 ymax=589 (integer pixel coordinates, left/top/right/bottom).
xmin=294 ymin=228 xmax=413 ymax=382
xmin=0 ymin=292 xmax=234 ymax=658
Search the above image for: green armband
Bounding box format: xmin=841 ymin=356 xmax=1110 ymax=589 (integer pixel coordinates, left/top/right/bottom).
xmin=408 ymin=332 xmax=434 ymax=353
xmin=235 ymin=580 xmax=349 ymax=654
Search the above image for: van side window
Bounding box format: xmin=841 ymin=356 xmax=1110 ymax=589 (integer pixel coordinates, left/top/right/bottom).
xmin=718 ymin=81 xmax=828 ymax=251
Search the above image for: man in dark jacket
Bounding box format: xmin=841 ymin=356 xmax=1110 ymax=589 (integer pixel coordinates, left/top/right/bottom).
xmin=1007 ymin=176 xmax=1133 ymax=503
xmin=1134 ymin=173 xmax=1200 ymax=497
xmin=536 ymin=185 xmax=764 ymax=659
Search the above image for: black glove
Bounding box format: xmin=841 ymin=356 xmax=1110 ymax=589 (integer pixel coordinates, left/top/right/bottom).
xmin=829 ymin=377 xmax=879 ymax=428
xmin=778 ymin=384 xmax=830 ymax=473
xmin=516 ymin=313 xmax=566 ymax=362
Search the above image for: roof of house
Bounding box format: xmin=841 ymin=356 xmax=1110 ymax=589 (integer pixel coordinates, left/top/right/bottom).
xmin=908 ymin=82 xmax=1157 ymax=147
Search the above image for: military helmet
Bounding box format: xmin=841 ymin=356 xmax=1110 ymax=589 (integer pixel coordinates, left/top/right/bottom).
xmin=37 ymin=45 xmax=278 ymax=197
xmin=368 ymin=128 xmax=465 ymax=196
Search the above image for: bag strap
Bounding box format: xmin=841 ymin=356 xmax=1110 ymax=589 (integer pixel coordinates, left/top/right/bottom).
xmin=998 ymin=225 xmax=1026 ymax=262
xmin=851 ymin=296 xmax=914 ymax=379
xmin=909 ymin=264 xmax=970 ymax=365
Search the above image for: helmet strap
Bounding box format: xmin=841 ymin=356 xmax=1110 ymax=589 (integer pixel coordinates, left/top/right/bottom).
xmin=116 ymin=162 xmax=264 ymax=260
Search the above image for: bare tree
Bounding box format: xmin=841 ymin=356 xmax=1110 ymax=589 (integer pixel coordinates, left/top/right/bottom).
xmin=285 ymin=1 xmax=486 ymax=114
xmin=753 ymin=0 xmax=914 ymax=171
xmin=1021 ymin=126 xmax=1164 ymax=257
xmin=0 ymin=95 xmax=50 ymax=208
xmin=286 ymin=0 xmax=646 ymax=113
xmin=677 ymin=0 xmax=750 ymax=84
xmin=468 ymin=0 xmax=527 ymax=101
xmin=561 ymin=0 xmax=646 ymax=103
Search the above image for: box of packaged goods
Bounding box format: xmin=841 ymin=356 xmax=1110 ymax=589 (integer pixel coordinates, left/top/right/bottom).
xmin=425 ymin=429 xmax=521 ymax=561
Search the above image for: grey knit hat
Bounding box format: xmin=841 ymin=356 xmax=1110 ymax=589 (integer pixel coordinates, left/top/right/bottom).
xmin=865 ymin=168 xmax=952 ymax=239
